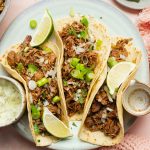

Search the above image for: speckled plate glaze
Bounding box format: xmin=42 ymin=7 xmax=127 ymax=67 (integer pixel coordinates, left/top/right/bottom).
xmin=116 ymin=0 xmax=150 ymax=10
xmin=0 ymin=0 xmax=149 ymax=149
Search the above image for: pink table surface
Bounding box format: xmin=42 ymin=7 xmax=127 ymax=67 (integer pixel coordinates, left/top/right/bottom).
xmin=0 ymin=0 xmax=150 ymax=150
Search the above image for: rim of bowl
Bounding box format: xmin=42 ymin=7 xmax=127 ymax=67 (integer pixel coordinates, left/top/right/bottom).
xmin=0 ymin=75 xmax=26 ymax=127
xmin=122 ymin=83 xmax=150 ymax=116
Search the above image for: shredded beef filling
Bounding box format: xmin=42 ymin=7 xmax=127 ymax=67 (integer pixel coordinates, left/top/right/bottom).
xmin=7 ymin=35 xmax=61 ymax=135
xmin=110 ymin=39 xmax=131 ymax=62
xmin=59 ymin=21 xmax=98 ymax=117
xmin=84 ymin=86 xmax=120 ymax=138
xmin=84 ymin=39 xmax=130 ymax=138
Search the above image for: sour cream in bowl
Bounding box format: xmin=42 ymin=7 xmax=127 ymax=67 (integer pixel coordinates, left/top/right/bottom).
xmin=0 ymin=76 xmax=26 ymax=127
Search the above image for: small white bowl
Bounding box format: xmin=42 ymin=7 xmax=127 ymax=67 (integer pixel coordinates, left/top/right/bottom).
xmin=0 ymin=76 xmax=26 ymax=127
xmin=122 ymin=80 xmax=150 ymax=116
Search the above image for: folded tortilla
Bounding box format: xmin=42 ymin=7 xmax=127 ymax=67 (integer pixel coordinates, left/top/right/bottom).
xmin=78 ymin=37 xmax=142 ymax=146
xmin=0 ymin=38 xmax=69 ymax=146
xmin=55 ymin=15 xmax=111 ymax=120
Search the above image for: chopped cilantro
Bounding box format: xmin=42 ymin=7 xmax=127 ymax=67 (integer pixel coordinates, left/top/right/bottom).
xmin=72 ymin=122 xmax=77 ymax=127
xmin=68 ymin=27 xmax=76 ymax=36
xmin=80 ymin=16 xmax=89 ymax=27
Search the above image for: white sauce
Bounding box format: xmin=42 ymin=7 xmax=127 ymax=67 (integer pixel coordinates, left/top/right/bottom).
xmin=128 ymin=89 xmax=150 ymax=112
xmin=0 ymin=79 xmax=21 ymax=126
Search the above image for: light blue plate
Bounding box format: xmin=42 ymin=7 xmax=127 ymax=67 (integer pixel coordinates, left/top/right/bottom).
xmin=0 ymin=0 xmax=149 ymax=149
xmin=116 ymin=0 xmax=150 ymax=10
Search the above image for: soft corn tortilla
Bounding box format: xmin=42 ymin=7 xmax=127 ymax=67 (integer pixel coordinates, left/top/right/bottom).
xmin=78 ymin=37 xmax=142 ymax=146
xmin=55 ymin=15 xmax=111 ymax=120
xmin=0 ymin=41 xmax=69 ymax=146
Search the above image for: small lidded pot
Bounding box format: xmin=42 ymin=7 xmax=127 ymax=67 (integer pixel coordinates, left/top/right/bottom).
xmin=122 ymin=80 xmax=150 ymax=116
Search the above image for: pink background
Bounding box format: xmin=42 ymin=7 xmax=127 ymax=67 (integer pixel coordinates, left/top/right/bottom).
xmin=0 ymin=0 xmax=150 ymax=150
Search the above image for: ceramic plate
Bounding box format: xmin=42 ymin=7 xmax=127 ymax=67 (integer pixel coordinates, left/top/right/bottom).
xmin=0 ymin=0 xmax=149 ymax=149
xmin=116 ymin=0 xmax=150 ymax=10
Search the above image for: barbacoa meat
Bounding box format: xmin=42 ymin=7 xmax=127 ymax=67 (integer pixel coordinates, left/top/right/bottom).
xmin=111 ymin=39 xmax=131 ymax=62
xmin=59 ymin=20 xmax=98 ymax=117
xmin=84 ymin=86 xmax=121 ymax=138
xmin=7 ymin=35 xmax=61 ymax=136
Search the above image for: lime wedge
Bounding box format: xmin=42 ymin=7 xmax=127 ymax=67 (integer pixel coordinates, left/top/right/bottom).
xmin=107 ymin=62 xmax=135 ymax=95
xmin=43 ymin=107 xmax=72 ymax=138
xmin=30 ymin=10 xmax=53 ymax=47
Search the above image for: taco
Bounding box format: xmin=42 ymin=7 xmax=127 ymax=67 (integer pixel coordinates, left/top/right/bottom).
xmin=55 ymin=15 xmax=111 ymax=120
xmin=78 ymin=37 xmax=142 ymax=146
xmin=0 ymin=35 xmax=70 ymax=146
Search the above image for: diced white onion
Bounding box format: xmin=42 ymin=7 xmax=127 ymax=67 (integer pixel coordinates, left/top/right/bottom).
xmin=106 ymin=107 xmax=113 ymax=112
xmin=45 ymin=69 xmax=56 ymax=78
xmin=74 ymin=89 xmax=82 ymax=101
xmin=74 ymin=93 xmax=81 ymax=101
xmin=120 ymin=54 xmax=126 ymax=59
xmin=39 ymin=57 xmax=44 ymax=64
xmin=77 ymin=89 xmax=82 ymax=93
xmin=73 ymin=46 xmax=85 ymax=54
xmin=67 ymin=58 xmax=71 ymax=63
xmin=101 ymin=118 xmax=106 ymax=123
xmin=43 ymin=100 xmax=49 ymax=106
xmin=28 ymin=80 xmax=37 ymax=90
xmin=67 ymin=81 xmax=76 ymax=85
xmin=28 ymin=73 xmax=34 ymax=78
xmin=44 ymin=60 xmax=48 ymax=64
xmin=102 ymin=110 xmax=107 ymax=119
xmin=89 ymin=34 xmax=95 ymax=43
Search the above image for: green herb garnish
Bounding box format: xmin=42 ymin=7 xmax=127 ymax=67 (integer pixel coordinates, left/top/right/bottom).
xmin=72 ymin=122 xmax=77 ymax=127
xmin=31 ymin=105 xmax=41 ymax=120
xmin=80 ymin=16 xmax=89 ymax=27
xmin=37 ymin=139 xmax=40 ymax=142
xmin=96 ymin=39 xmax=103 ymax=50
xmin=29 ymin=20 xmax=37 ymax=29
xmin=89 ymin=44 xmax=94 ymax=51
xmin=42 ymin=92 xmax=46 ymax=99
xmin=85 ymin=72 xmax=94 ymax=82
xmin=37 ymin=77 xmax=49 ymax=87
xmin=40 ymin=45 xmax=52 ymax=53
xmin=34 ymin=124 xmax=39 ymax=134
xmin=69 ymin=7 xmax=75 ymax=17
xmin=107 ymin=57 xmax=118 ymax=68
xmin=71 ymin=69 xmax=84 ymax=80
xmin=28 ymin=64 xmax=38 ymax=74
xmin=76 ymin=63 xmax=85 ymax=71
xmin=70 ymin=58 xmax=80 ymax=68
xmin=71 ymin=62 xmax=92 ymax=80
xmin=17 ymin=63 xmax=24 ymax=73
xmin=52 ymin=96 xmax=61 ymax=103
xmin=63 ymin=80 xmax=68 ymax=86
xmin=78 ymin=97 xmax=84 ymax=104
xmin=68 ymin=27 xmax=76 ymax=36
xmin=79 ymin=30 xmax=88 ymax=40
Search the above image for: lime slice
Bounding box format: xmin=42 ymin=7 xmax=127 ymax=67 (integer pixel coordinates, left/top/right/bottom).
xmin=43 ymin=107 xmax=71 ymax=138
xmin=107 ymin=62 xmax=135 ymax=95
xmin=30 ymin=10 xmax=53 ymax=47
